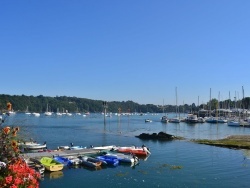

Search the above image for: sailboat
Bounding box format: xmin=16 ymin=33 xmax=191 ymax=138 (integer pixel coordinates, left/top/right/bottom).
xmin=169 ymin=87 xmax=180 ymax=123
xmin=228 ymin=91 xmax=240 ymax=127
xmin=56 ymin=108 xmax=62 ymax=116
xmin=161 ymin=100 xmax=169 ymax=123
xmin=25 ymin=106 xmax=31 ymax=115
xmin=44 ymin=104 xmax=52 ymax=116
xmin=217 ymin=92 xmax=228 ymax=123
xmin=206 ymin=88 xmax=218 ymax=123
xmin=76 ymin=107 xmax=81 ymax=115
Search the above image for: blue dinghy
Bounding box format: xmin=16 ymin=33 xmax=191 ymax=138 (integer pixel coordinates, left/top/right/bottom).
xmin=53 ymin=156 xmax=71 ymax=166
xmin=96 ymin=155 xmax=119 ymax=167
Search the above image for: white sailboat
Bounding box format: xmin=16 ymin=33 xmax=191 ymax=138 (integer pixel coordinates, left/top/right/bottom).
xmin=161 ymin=99 xmax=169 ymax=123
xmin=56 ymin=108 xmax=62 ymax=116
xmin=44 ymin=104 xmax=52 ymax=116
xmin=25 ymin=106 xmax=31 ymax=115
xmin=169 ymin=87 xmax=180 ymax=123
xmin=228 ymin=91 xmax=240 ymax=126
xmin=32 ymin=112 xmax=40 ymax=117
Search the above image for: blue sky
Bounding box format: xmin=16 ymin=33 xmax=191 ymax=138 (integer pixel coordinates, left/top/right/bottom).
xmin=0 ymin=1 xmax=249 ymax=105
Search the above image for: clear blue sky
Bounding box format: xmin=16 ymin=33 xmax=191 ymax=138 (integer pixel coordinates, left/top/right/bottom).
xmin=0 ymin=1 xmax=249 ymax=106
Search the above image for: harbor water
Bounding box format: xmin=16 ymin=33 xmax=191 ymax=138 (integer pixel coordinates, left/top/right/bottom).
xmin=5 ymin=113 xmax=250 ymax=188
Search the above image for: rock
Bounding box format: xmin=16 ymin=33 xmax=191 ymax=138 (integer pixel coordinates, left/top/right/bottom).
xmin=135 ymin=132 xmax=177 ymax=140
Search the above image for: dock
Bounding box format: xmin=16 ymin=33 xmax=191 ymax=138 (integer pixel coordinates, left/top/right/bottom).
xmin=21 ymin=148 xmax=101 ymax=159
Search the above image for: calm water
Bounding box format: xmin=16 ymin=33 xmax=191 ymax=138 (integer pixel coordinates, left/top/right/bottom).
xmin=5 ymin=113 xmax=250 ymax=188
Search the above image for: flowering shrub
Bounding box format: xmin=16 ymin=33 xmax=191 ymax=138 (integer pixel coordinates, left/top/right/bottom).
xmin=0 ymin=102 xmax=40 ymax=187
xmin=0 ymin=126 xmax=20 ymax=163
xmin=0 ymin=158 xmax=40 ymax=188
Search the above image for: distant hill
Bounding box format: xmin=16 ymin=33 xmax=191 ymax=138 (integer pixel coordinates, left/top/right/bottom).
xmin=1 ymin=94 xmax=248 ymax=114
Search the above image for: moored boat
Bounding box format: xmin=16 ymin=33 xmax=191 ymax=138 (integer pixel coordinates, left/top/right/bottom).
xmin=53 ymin=156 xmax=71 ymax=166
xmin=105 ymin=152 xmax=139 ymax=163
xmin=91 ymin=145 xmax=116 ymax=150
xmin=117 ymin=148 xmax=149 ymax=156
xmin=40 ymin=157 xmax=64 ymax=172
xmin=145 ymin=119 xmax=152 ymax=123
xmin=96 ymin=155 xmax=119 ymax=166
xmin=20 ymin=141 xmax=47 ymax=151
xmin=58 ymin=146 xmax=70 ymax=150
xmin=161 ymin=116 xmax=169 ymax=123
xmin=169 ymin=117 xmax=180 ymax=123
xmin=185 ymin=114 xmax=198 ymax=123
xmin=67 ymin=156 xmax=82 ymax=165
xmin=79 ymin=156 xmax=102 ymax=168
xmin=69 ymin=143 xmax=86 ymax=150
xmin=227 ymin=120 xmax=240 ymax=127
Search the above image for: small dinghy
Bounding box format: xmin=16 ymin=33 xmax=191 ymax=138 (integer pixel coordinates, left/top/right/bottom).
xmin=58 ymin=146 xmax=70 ymax=150
xmin=105 ymin=153 xmax=139 ymax=163
xmin=53 ymin=156 xmax=71 ymax=166
xmin=53 ymin=156 xmax=82 ymax=166
xmin=113 ymin=145 xmax=151 ymax=156
xmin=69 ymin=143 xmax=86 ymax=150
xmin=40 ymin=157 xmax=64 ymax=172
xmin=95 ymin=155 xmax=119 ymax=166
xmin=79 ymin=156 xmax=102 ymax=168
xmin=91 ymin=145 xmax=116 ymax=150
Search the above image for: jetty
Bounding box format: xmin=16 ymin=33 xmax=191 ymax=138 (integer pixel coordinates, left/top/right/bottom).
xmin=21 ymin=148 xmax=101 ymax=159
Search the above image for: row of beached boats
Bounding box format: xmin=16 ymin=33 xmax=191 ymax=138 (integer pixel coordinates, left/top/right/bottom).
xmin=22 ymin=144 xmax=151 ymax=176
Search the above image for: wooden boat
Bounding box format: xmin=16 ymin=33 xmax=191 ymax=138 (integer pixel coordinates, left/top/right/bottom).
xmin=79 ymin=156 xmax=102 ymax=168
xmin=95 ymin=155 xmax=119 ymax=166
xmin=40 ymin=157 xmax=64 ymax=172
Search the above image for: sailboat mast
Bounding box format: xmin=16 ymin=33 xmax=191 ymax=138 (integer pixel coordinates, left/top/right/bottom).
xmin=175 ymin=87 xmax=178 ymax=117
xmin=198 ymin=96 xmax=199 ymax=117
xmin=209 ymin=88 xmax=211 ymax=117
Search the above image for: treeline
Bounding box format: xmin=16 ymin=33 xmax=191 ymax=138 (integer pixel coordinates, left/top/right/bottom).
xmin=0 ymin=94 xmax=249 ymax=114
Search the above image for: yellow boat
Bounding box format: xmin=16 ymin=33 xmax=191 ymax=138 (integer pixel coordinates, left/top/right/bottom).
xmin=40 ymin=157 xmax=64 ymax=172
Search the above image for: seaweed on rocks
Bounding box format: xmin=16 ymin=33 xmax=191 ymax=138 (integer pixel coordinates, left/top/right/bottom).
xmin=135 ymin=132 xmax=183 ymax=141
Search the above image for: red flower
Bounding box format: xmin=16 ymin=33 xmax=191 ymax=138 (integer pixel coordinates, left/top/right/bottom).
xmin=5 ymin=175 xmax=13 ymax=184
xmin=14 ymin=177 xmax=22 ymax=185
xmin=3 ymin=127 xmax=11 ymax=135
xmin=10 ymin=185 xmax=18 ymax=188
xmin=0 ymin=123 xmax=40 ymax=187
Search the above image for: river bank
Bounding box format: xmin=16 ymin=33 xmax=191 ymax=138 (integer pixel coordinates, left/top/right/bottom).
xmin=193 ymin=135 xmax=250 ymax=149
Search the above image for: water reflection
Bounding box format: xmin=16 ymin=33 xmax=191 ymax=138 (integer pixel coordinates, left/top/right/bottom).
xmin=48 ymin=171 xmax=64 ymax=179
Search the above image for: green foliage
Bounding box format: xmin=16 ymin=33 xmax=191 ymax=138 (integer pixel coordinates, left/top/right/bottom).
xmin=2 ymin=94 xmax=241 ymax=113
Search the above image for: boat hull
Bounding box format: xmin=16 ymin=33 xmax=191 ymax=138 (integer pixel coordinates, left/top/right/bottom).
xmin=40 ymin=157 xmax=64 ymax=172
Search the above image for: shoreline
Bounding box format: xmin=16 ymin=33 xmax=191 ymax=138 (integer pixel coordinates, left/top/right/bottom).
xmin=192 ymin=135 xmax=250 ymax=149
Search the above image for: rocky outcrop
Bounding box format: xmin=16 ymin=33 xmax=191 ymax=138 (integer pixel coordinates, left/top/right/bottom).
xmin=136 ymin=132 xmax=181 ymax=140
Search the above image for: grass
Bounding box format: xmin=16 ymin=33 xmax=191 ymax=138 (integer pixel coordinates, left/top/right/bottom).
xmin=193 ymin=136 xmax=250 ymax=149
